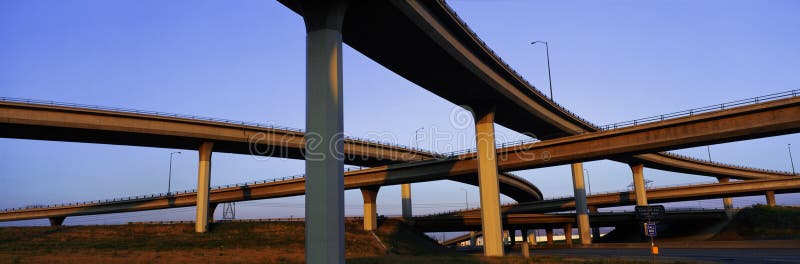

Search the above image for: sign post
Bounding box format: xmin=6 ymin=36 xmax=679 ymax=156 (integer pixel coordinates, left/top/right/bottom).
xmin=635 ymin=205 xmax=664 ymax=263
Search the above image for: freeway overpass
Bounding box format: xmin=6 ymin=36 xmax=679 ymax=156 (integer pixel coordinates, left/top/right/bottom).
xmin=413 ymin=209 xmax=729 ymax=233
xmin=276 ymin=0 xmax=797 ymax=258
xmin=427 ymin=177 xmax=799 ymax=217
xmin=0 ymin=168 xmax=540 ymax=224
xmin=0 ymin=98 xmax=436 ymax=167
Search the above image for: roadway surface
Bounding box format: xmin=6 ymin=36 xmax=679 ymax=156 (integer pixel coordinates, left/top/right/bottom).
xmin=529 ymin=248 xmax=800 ymax=263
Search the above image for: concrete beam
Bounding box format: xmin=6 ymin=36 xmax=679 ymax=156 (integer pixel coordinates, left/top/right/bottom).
xmin=401 ymin=183 xmax=412 ymax=218
xmin=570 ymin=163 xmax=591 ymax=245
xmin=195 ymin=142 xmax=213 ymax=233
xmin=473 ymin=105 xmax=504 ymax=257
xmin=302 ymin=1 xmax=348 ymax=263
xmin=631 ymin=164 xmax=648 ymax=206
xmin=360 ymin=187 xmax=379 ymax=231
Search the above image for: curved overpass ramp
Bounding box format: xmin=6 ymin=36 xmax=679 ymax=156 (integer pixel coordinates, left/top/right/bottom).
xmin=277 ymin=0 xmax=796 ymax=180
xmin=0 ymin=170 xmax=541 ymax=223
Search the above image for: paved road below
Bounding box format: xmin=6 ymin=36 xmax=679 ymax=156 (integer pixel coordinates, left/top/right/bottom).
xmin=532 ymin=248 xmax=800 ymax=263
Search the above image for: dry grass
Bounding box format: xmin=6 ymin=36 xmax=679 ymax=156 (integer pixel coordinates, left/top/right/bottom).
xmin=0 ymin=219 xmax=694 ymax=263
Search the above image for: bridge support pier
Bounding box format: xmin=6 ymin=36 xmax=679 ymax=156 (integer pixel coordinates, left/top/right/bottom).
xmin=195 ymin=142 xmax=214 ymax=233
xmin=360 ymin=187 xmax=380 ymax=231
xmin=630 ymin=164 xmax=648 ymax=206
xmin=571 ymin=163 xmax=592 ymax=245
xmin=401 ymin=183 xmax=412 ymax=218
xmin=469 ymin=231 xmax=477 ymax=247
xmin=545 ymin=228 xmax=554 ymax=245
xmin=528 ymin=230 xmax=536 ymax=245
xmin=473 ymin=105 xmax=504 ymax=257
xmin=208 ymin=203 xmax=218 ymax=224
xmin=301 ymin=1 xmax=348 ymax=263
xmin=717 ymin=177 xmax=734 ymax=217
xmin=564 ymin=223 xmax=573 ymax=246
xmin=48 ymin=216 xmax=65 ymax=226
xmin=588 ymin=206 xmax=601 ymax=241
xmin=521 ymin=229 xmax=528 ymax=244
xmin=766 ymin=191 xmax=776 ymax=207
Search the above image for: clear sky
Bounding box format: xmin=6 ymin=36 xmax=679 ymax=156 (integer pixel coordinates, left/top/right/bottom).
xmin=1 ymin=0 xmax=799 ymax=226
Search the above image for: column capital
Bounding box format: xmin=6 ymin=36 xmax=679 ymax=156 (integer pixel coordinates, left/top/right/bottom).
xmin=300 ymin=0 xmax=349 ymax=32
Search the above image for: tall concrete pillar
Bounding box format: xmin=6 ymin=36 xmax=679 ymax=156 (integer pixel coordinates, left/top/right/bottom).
xmin=545 ymin=228 xmax=554 ymax=245
xmin=564 ymin=223 xmax=573 ymax=246
xmin=521 ymin=229 xmax=528 ymax=244
xmin=360 ymin=187 xmax=380 ymax=231
xmin=469 ymin=231 xmax=477 ymax=247
xmin=401 ymin=183 xmax=412 ymax=218
xmin=48 ymin=216 xmax=65 ymax=226
xmin=718 ymin=177 xmax=734 ymax=216
xmin=528 ymin=230 xmax=536 ymax=245
xmin=571 ymin=163 xmax=592 ymax=245
xmin=473 ymin=105 xmax=504 ymax=257
xmin=630 ymin=164 xmax=648 ymax=206
xmin=766 ymin=191 xmax=776 ymax=207
xmin=588 ymin=206 xmax=601 ymax=241
xmin=301 ymin=2 xmax=348 ymax=263
xmin=208 ymin=203 xmax=218 ymax=224
xmin=195 ymin=141 xmax=213 ymax=233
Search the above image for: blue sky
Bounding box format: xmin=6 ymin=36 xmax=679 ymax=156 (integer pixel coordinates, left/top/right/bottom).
xmin=1 ymin=0 xmax=799 ymax=226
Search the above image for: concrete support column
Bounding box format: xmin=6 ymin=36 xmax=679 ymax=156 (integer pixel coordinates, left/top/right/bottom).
xmin=469 ymin=231 xmax=477 ymax=247
xmin=564 ymin=223 xmax=573 ymax=246
xmin=473 ymin=105 xmax=504 ymax=257
xmin=195 ymin=141 xmax=213 ymax=233
xmin=571 ymin=163 xmax=592 ymax=245
xmin=522 ymin=242 xmax=530 ymax=257
xmin=521 ymin=229 xmax=528 ymax=244
xmin=360 ymin=187 xmax=380 ymax=231
xmin=528 ymin=230 xmax=536 ymax=245
xmin=630 ymin=164 xmax=648 ymax=206
xmin=401 ymin=183 xmax=412 ymax=218
xmin=718 ymin=177 xmax=734 ymax=217
xmin=766 ymin=191 xmax=777 ymax=207
xmin=546 ymin=228 xmax=554 ymax=245
xmin=208 ymin=203 xmax=218 ymax=224
xmin=48 ymin=216 xmax=65 ymax=226
xmin=301 ymin=2 xmax=348 ymax=263
xmin=588 ymin=206 xmax=601 ymax=241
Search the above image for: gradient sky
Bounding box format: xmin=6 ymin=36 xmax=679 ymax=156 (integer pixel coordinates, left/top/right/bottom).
xmin=1 ymin=0 xmax=799 ymax=226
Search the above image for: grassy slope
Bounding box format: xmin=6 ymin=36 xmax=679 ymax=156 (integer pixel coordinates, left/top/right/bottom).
xmin=711 ymin=205 xmax=800 ymax=240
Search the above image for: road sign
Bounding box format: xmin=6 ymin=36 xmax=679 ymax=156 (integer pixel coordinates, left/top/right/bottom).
xmin=644 ymin=222 xmax=657 ymax=237
xmin=635 ymin=205 xmax=665 ymax=221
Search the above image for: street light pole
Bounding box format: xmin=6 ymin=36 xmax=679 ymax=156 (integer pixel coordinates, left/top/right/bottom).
xmin=790 ymin=144 xmax=796 ymax=175
xmin=531 ymin=41 xmax=553 ymax=100
xmin=459 ymin=188 xmax=468 ymax=210
xmin=415 ymin=127 xmax=424 ymax=148
xmin=168 ymin=151 xmax=181 ymax=194
xmin=584 ymin=168 xmax=592 ymax=195
xmin=707 ymin=146 xmax=712 ymax=162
